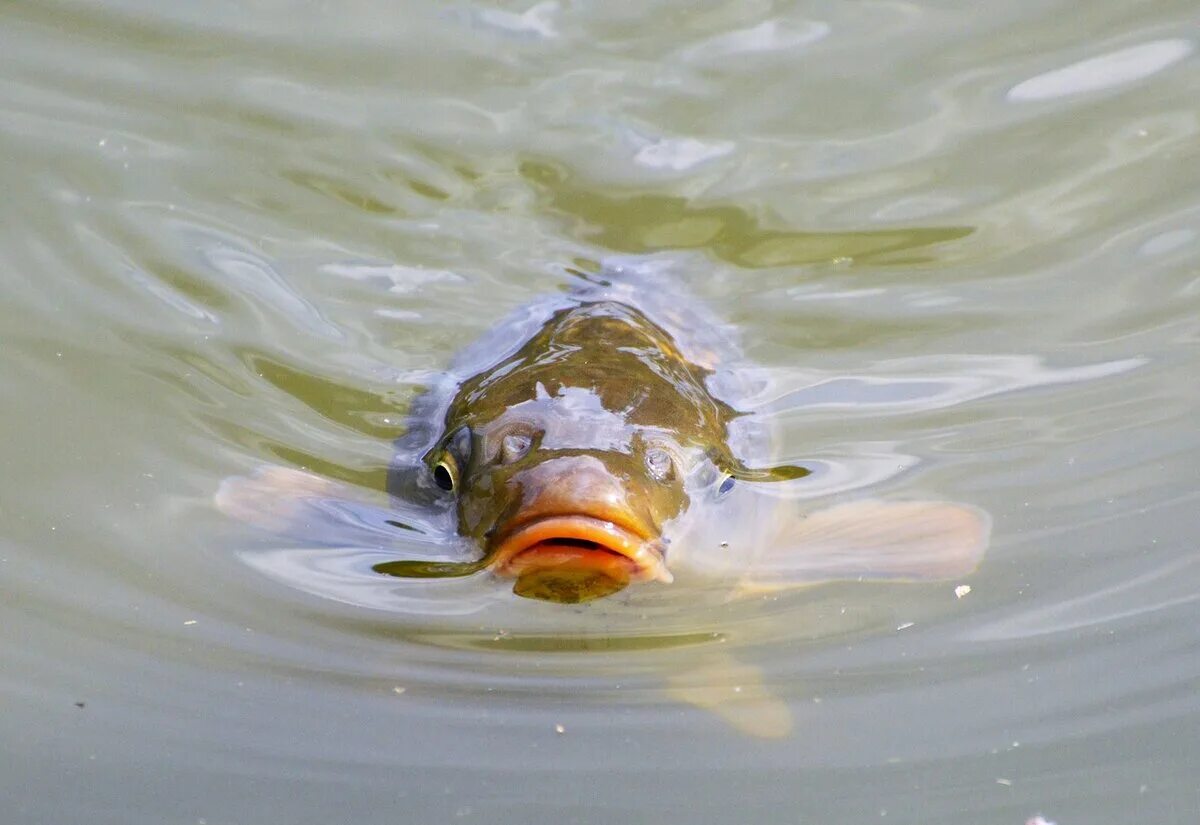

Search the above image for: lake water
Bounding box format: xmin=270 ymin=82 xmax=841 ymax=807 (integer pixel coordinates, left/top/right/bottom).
xmin=2 ymin=2 xmax=1198 ymax=823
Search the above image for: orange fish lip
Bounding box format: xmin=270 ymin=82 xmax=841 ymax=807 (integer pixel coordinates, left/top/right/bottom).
xmin=489 ymin=515 xmax=673 ymax=584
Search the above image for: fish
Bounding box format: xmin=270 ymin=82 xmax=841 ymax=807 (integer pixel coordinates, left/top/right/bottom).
xmin=216 ymin=259 xmax=989 ymax=733
xmin=380 ymin=261 xmax=825 ymax=601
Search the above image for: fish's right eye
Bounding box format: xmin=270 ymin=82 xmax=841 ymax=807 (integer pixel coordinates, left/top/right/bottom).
xmin=433 ymin=456 xmax=458 ymax=492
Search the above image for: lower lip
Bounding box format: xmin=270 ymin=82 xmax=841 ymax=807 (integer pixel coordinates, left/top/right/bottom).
xmin=505 ymin=543 xmax=639 ymax=579
xmin=505 ymin=542 xmax=639 ymax=603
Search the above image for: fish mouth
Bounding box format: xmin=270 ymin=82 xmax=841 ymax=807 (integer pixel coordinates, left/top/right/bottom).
xmin=490 ymin=515 xmax=673 ymax=585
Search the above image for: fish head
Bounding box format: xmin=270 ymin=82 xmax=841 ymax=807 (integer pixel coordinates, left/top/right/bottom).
xmin=425 ymin=391 xmax=707 ymax=602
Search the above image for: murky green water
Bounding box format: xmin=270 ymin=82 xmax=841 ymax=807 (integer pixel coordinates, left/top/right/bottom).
xmin=2 ymin=1 xmax=1198 ymax=823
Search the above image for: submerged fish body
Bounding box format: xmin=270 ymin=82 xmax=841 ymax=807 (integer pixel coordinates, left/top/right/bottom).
xmin=215 ymin=260 xmax=989 ymax=735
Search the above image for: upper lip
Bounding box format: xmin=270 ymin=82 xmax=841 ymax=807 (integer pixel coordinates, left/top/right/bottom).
xmin=489 ymin=514 xmax=672 ymax=583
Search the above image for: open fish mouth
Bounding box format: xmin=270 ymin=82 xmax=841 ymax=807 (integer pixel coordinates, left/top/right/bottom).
xmin=490 ymin=515 xmax=673 ymax=586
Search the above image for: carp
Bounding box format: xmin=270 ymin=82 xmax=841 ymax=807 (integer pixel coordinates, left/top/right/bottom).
xmin=219 ymin=262 xmax=986 ymax=602
xmin=216 ymin=261 xmax=987 ymax=735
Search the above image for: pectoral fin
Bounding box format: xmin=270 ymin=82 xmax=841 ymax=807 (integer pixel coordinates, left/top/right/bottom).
xmin=215 ymin=466 xmax=433 ymax=547
xmin=738 ymin=499 xmax=989 ymax=592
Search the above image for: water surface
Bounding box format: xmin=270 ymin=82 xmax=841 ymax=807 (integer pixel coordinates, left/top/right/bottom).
xmin=2 ymin=1 xmax=1198 ymax=823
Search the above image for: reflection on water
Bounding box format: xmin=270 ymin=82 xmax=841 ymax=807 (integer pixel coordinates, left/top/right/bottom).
xmin=1 ymin=0 xmax=1199 ymax=823
xmin=753 ymin=353 xmax=1147 ymax=414
xmin=521 ymin=159 xmax=975 ymax=266
xmin=1007 ymin=39 xmax=1194 ymax=102
xmin=413 ymin=631 xmax=729 ymax=654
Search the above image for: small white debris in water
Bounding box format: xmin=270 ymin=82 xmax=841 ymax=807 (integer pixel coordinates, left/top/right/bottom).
xmin=633 ymin=136 xmax=734 ymax=171
xmin=1025 ymin=817 xmax=1056 ymax=825
xmin=392 ymin=686 xmax=406 ymax=695
xmin=183 ymin=620 xmax=197 ymax=626
xmin=955 ymin=584 xmax=972 ymax=598
xmin=896 ymin=622 xmax=915 ymax=631
xmin=554 ymin=724 xmax=565 ymax=734
xmin=996 ymin=777 xmax=1013 ymax=786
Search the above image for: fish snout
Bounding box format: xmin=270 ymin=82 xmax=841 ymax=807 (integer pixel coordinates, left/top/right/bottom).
xmin=489 ymin=454 xmax=672 ymax=596
xmin=507 ymin=454 xmax=631 ymax=521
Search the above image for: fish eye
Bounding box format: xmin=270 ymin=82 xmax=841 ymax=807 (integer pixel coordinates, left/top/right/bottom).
xmin=499 ymin=432 xmax=532 ymax=464
xmin=645 ymin=447 xmax=675 ymax=483
xmin=433 ymin=455 xmax=458 ymax=492
xmin=718 ymin=475 xmax=736 ymax=495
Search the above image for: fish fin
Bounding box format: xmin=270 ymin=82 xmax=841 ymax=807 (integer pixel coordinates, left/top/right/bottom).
xmin=664 ymin=650 xmax=793 ymax=739
xmin=215 ymin=465 xmax=422 ymax=547
xmin=737 ymin=499 xmax=989 ymax=593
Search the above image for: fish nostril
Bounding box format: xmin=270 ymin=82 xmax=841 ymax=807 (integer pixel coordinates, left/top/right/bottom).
xmin=500 ymin=432 xmax=533 ymax=464
xmin=645 ymin=447 xmax=675 ymax=482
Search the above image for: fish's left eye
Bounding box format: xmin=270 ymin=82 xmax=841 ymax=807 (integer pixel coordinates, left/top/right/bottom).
xmin=717 ymin=476 xmax=736 ymax=496
xmin=645 ymin=448 xmax=675 ymax=482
